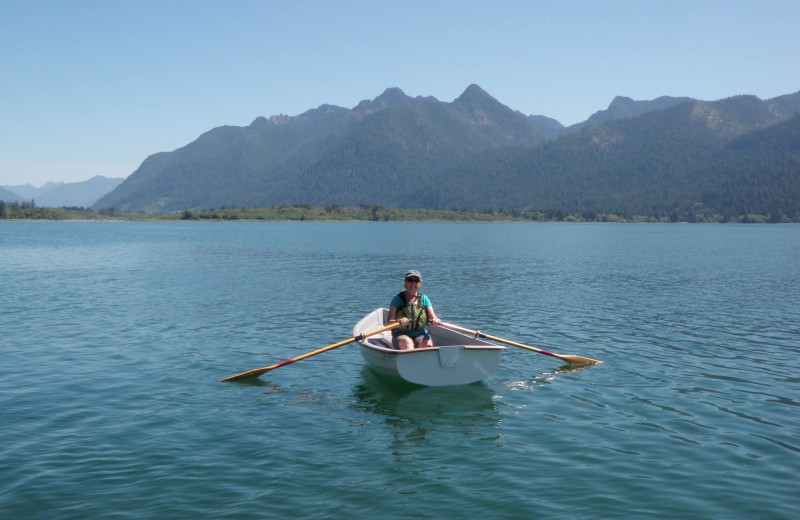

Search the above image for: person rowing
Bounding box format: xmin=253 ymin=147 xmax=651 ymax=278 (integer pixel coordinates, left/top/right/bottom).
xmin=387 ymin=269 xmax=442 ymax=350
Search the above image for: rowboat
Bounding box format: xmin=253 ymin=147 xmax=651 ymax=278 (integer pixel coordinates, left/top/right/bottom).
xmin=353 ymin=308 xmax=506 ymax=386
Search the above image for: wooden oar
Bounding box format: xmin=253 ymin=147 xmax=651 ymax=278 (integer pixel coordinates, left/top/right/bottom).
xmin=441 ymin=322 xmax=601 ymax=366
xmin=220 ymin=322 xmax=400 ymax=382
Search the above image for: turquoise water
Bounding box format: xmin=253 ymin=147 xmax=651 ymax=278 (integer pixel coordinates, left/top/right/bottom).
xmin=1 ymin=222 xmax=798 ymax=519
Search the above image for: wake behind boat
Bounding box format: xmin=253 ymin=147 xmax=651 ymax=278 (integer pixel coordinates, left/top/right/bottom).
xmin=353 ymin=308 xmax=506 ymax=386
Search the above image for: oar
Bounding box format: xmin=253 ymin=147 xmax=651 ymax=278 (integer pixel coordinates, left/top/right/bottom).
xmin=220 ymin=322 xmax=400 ymax=382
xmin=441 ymin=322 xmax=601 ymax=366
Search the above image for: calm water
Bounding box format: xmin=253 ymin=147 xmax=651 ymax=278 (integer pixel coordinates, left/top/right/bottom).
xmin=1 ymin=222 xmax=798 ymax=519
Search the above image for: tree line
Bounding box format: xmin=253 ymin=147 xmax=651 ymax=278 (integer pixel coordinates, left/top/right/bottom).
xmin=1 ymin=201 xmax=795 ymax=223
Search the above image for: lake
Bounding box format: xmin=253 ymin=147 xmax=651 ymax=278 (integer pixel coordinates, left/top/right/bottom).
xmin=1 ymin=221 xmax=798 ymax=519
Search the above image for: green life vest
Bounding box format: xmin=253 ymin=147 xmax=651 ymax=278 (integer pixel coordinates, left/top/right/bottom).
xmin=394 ymin=291 xmax=428 ymax=333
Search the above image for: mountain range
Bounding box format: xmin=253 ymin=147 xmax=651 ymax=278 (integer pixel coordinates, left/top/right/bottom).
xmin=78 ymin=85 xmax=800 ymax=218
xmin=0 ymin=186 xmax=20 ymax=203
xmin=3 ymin=176 xmax=124 ymax=208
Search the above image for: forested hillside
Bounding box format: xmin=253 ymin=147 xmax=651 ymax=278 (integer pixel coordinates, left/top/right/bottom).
xmin=413 ymin=95 xmax=800 ymax=220
xmin=93 ymin=85 xmax=800 ymax=220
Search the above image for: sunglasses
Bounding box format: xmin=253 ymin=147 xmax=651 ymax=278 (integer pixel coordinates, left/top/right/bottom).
xmin=405 ymin=278 xmax=421 ymax=283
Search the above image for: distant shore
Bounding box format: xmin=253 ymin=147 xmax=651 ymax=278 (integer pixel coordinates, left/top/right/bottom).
xmin=0 ymin=203 xmax=795 ymax=224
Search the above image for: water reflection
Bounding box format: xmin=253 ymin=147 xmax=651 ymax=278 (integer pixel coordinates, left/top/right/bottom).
xmin=352 ymin=368 xmax=503 ymax=463
xmin=352 ymin=367 xmax=499 ymax=423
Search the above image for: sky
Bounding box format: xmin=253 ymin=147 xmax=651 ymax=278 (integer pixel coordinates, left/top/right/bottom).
xmin=1 ymin=0 xmax=799 ymax=187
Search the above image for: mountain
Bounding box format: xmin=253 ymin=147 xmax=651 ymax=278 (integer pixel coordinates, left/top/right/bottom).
xmin=0 ymin=186 xmax=21 ymax=203
xmin=572 ymin=95 xmax=694 ymax=129
xmin=93 ymin=85 xmax=800 ymax=219
xmin=416 ymin=93 xmax=800 ymax=218
xmin=4 ymin=182 xmax=62 ymax=200
xmin=94 ymin=85 xmax=552 ymax=212
xmin=38 ymin=176 xmax=125 ymax=207
xmin=4 ymin=176 xmax=125 ymax=207
xmin=527 ymin=95 xmax=694 ymax=138
xmin=697 ymin=114 xmax=800 ymax=219
xmin=449 ymin=84 xmax=549 ymax=144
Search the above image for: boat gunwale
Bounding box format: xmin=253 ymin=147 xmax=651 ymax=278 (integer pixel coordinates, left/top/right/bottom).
xmin=356 ymin=342 xmax=506 ymax=354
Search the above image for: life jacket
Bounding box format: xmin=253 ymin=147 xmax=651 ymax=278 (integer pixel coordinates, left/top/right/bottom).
xmin=394 ymin=291 xmax=428 ymax=333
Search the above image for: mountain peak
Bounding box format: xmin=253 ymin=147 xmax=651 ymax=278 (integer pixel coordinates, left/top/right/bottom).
xmin=576 ymin=94 xmax=695 ymax=128
xmin=376 ymin=87 xmax=409 ymax=104
xmin=354 ymin=88 xmax=415 ymax=114
xmin=609 ymin=96 xmax=636 ymax=110
xmin=450 ymin=84 xmax=515 ymax=127
xmin=269 ymin=114 xmax=292 ymax=125
xmin=456 ymin=84 xmax=496 ymax=105
xmin=250 ymin=116 xmax=273 ymax=128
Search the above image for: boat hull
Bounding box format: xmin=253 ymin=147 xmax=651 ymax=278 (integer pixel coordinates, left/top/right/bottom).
xmin=353 ymin=309 xmax=505 ymax=386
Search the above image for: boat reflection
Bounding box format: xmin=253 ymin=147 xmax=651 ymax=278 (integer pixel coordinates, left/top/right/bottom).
xmin=352 ymin=366 xmax=499 ymax=421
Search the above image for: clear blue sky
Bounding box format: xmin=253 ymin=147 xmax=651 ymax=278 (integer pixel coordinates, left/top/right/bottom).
xmin=2 ymin=0 xmax=798 ymax=187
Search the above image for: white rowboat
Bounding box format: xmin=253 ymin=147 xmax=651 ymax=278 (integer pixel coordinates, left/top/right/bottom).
xmin=353 ymin=308 xmax=506 ymax=386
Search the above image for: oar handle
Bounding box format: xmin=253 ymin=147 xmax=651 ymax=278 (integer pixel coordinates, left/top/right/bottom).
xmin=441 ymin=321 xmax=484 ymax=338
xmin=220 ymin=322 xmax=400 ymax=382
xmin=440 ymin=322 xmax=601 ymax=366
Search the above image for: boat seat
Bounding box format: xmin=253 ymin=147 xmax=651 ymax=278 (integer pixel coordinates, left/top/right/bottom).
xmin=369 ymin=337 xmax=394 ymax=349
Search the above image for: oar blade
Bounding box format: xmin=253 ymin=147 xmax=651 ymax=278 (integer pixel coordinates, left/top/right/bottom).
xmin=440 ymin=321 xmax=602 ymax=366
xmin=220 ymin=366 xmax=275 ymax=382
xmin=220 ymin=322 xmax=400 ymax=382
xmin=558 ymin=354 xmax=602 ymax=366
